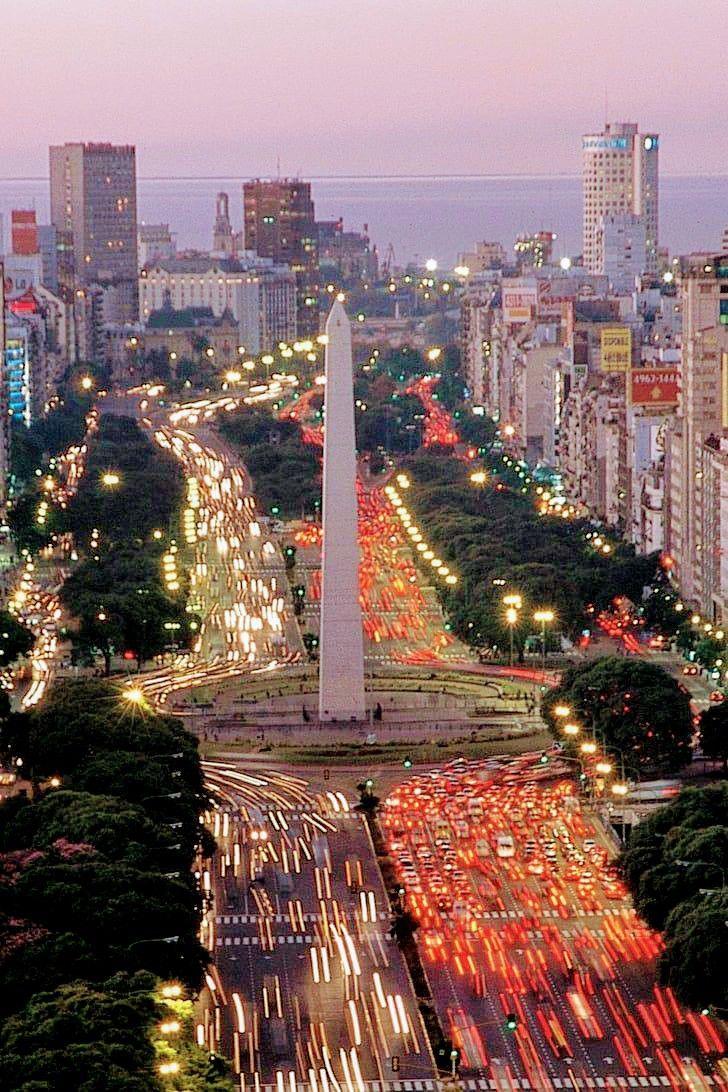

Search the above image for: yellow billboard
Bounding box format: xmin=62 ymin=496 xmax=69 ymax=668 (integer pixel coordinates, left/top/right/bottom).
xmin=601 ymin=326 xmax=631 ymax=372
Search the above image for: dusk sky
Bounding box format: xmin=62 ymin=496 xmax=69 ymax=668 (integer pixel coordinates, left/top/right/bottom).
xmin=2 ymin=0 xmax=726 ymax=178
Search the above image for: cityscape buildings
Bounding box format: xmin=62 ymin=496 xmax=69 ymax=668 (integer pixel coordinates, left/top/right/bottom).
xmin=49 ymin=141 xmax=139 ymax=320
xmin=582 ymin=122 xmax=659 ymax=276
xmin=243 ymin=178 xmax=319 ymax=336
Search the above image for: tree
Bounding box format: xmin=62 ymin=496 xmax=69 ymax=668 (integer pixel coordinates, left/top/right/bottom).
xmin=700 ymin=703 xmax=728 ymax=771
xmin=0 ymin=974 xmax=162 ymax=1091
xmin=620 ymin=783 xmax=728 ymax=929
xmin=660 ymin=891 xmax=728 ymax=1011
xmin=543 ymin=656 xmax=693 ymax=776
xmin=0 ymin=611 xmax=33 ymax=667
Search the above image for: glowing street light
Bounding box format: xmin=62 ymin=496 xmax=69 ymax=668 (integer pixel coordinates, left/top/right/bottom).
xmin=595 ymin=761 xmax=613 ymax=775
xmin=425 ymin=258 xmax=438 ymax=273
xmin=123 ymin=687 xmax=144 ymax=705
xmin=553 ymin=704 xmax=571 ymax=718
xmin=80 ymin=375 xmax=94 ymax=391
xmin=611 ymin=782 xmax=629 ymax=796
xmin=470 ymin=470 xmax=487 ymax=485
xmin=533 ymin=609 xmax=555 ymax=672
xmin=580 ymin=741 xmax=598 ymax=755
xmin=504 ymin=603 xmax=519 ymax=668
xmin=101 ymin=471 xmax=121 ymax=487
xmin=563 ymin=723 xmax=580 ymax=737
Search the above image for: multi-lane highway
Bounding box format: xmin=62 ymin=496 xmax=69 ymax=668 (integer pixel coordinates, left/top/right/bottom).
xmin=380 ymin=754 xmax=726 ymax=1091
xmin=197 ymin=763 xmax=436 ymax=1092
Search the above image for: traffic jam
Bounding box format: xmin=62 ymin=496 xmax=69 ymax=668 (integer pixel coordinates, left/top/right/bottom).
xmin=290 ymin=389 xmax=461 ymax=667
xmin=198 ymin=762 xmax=431 ymax=1091
xmin=381 ymin=754 xmax=726 ymax=1090
xmin=143 ymin=425 xmax=300 ymax=707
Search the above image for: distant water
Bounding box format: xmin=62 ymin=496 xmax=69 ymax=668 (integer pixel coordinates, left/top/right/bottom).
xmin=1 ymin=174 xmax=726 ymax=267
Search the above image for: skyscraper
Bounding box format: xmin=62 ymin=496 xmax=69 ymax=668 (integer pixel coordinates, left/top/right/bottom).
xmin=243 ymin=178 xmax=319 ymax=336
xmin=665 ymin=255 xmax=728 ymax=614
xmin=582 ymin=122 xmax=658 ymax=276
xmin=49 ymin=142 xmax=138 ymax=318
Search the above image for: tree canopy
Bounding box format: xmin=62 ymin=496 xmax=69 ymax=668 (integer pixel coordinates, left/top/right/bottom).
xmin=620 ymin=783 xmax=728 ymax=1009
xmin=543 ymin=656 xmax=693 ymax=776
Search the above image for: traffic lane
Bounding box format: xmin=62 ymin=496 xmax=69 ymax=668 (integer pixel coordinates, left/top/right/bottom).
xmin=381 ymin=756 xmax=724 ymax=1087
xmin=206 ymin=791 xmax=431 ymax=1083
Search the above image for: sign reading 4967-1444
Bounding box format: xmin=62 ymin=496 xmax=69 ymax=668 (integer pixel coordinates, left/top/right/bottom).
xmin=600 ymin=326 xmax=632 ymax=372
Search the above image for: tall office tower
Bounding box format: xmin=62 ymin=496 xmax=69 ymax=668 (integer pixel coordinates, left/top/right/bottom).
xmin=665 ymin=256 xmax=728 ymax=612
xmin=243 ymin=178 xmax=319 ymax=336
xmin=49 ymin=142 xmax=138 ymax=318
xmin=582 ymin=122 xmax=659 ymax=276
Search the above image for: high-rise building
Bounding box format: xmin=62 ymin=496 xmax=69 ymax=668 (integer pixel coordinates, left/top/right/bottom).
xmin=665 ymin=255 xmax=728 ymax=615
xmin=582 ymin=122 xmax=658 ymax=276
xmin=49 ymin=142 xmax=138 ymax=318
xmin=243 ymin=179 xmax=319 ymax=336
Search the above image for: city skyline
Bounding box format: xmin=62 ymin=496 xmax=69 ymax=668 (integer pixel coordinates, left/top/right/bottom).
xmin=2 ymin=0 xmax=728 ymax=178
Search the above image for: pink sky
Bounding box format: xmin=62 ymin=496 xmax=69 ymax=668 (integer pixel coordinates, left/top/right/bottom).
xmin=1 ymin=0 xmax=725 ymax=177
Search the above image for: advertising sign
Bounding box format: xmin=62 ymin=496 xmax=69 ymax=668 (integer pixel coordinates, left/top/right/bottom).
xmin=601 ymin=326 xmax=632 ymax=372
xmin=502 ymin=279 xmax=538 ymax=324
xmin=629 ymin=368 xmax=680 ymax=408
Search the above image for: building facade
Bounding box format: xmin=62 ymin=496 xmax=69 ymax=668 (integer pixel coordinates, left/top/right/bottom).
xmin=138 ymin=257 xmax=297 ymax=354
xmin=582 ymin=122 xmax=658 ymax=276
xmin=243 ymin=179 xmax=319 ymax=336
xmin=665 ymin=256 xmax=728 ymax=616
xmin=49 ymin=142 xmax=138 ymax=319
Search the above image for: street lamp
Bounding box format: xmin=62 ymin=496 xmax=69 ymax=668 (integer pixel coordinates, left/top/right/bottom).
xmin=533 ymin=609 xmax=555 ymax=673
xmin=504 ymin=606 xmax=519 ymax=667
xmin=553 ymin=704 xmax=571 ymax=718
xmin=101 ymin=471 xmax=121 ymax=487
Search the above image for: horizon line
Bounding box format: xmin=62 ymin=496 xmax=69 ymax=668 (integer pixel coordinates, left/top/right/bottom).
xmin=2 ymin=170 xmax=728 ymax=183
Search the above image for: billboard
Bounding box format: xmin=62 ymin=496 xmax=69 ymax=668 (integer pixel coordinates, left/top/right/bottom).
xmin=601 ymin=325 xmax=632 ymax=372
xmin=629 ymin=368 xmax=680 ymax=408
xmin=11 ymin=210 xmax=38 ymax=256
xmin=502 ymin=279 xmax=538 ymax=324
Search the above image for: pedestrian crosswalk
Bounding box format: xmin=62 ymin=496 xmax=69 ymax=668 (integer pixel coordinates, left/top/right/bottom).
xmin=216 ymin=934 xmax=314 ymax=947
xmin=215 ymin=911 xmax=391 ymax=925
xmin=236 ymin=1077 xmax=717 ymax=1092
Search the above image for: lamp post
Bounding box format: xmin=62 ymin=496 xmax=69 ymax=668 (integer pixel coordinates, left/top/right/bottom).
xmin=503 ymin=594 xmax=522 ymax=668
xmin=533 ymin=609 xmax=555 ymax=674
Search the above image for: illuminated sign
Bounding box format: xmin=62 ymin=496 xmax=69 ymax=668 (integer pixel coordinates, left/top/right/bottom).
xmin=600 ymin=326 xmax=632 ymax=372
xmin=583 ymin=136 xmax=628 ymax=150
xmin=629 ymin=368 xmax=680 ymax=408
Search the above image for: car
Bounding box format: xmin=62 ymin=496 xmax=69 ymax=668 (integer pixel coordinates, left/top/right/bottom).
xmin=496 ymin=834 xmax=515 ymax=859
xmin=683 ymin=664 xmax=699 ymax=676
xmin=709 ymin=690 xmax=725 ymax=702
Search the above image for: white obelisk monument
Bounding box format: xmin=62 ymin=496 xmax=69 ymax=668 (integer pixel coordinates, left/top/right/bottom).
xmin=318 ymin=298 xmax=366 ymax=721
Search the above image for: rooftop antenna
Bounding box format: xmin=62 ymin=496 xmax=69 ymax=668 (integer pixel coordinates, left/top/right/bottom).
xmin=276 ymin=154 xmax=281 ymax=179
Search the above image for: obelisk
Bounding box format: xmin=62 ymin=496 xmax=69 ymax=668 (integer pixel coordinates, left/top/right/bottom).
xmin=318 ymin=298 xmax=366 ymax=721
